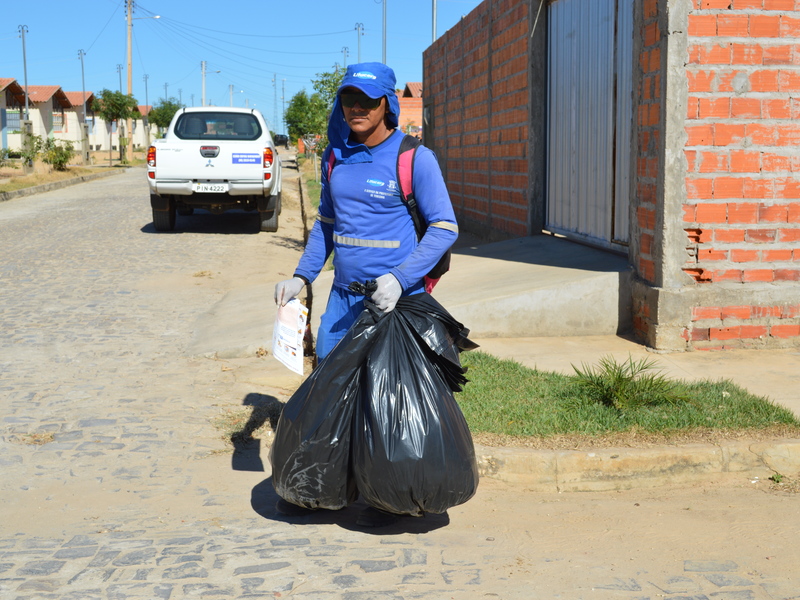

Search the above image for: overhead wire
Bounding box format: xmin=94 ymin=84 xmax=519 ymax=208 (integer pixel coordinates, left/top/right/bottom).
xmin=86 ymin=0 xmax=123 ymax=54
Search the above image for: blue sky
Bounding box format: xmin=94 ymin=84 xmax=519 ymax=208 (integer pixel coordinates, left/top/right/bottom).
xmin=2 ymin=0 xmax=483 ymax=130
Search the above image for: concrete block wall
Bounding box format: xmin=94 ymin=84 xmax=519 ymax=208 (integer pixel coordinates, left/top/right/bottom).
xmin=423 ymin=0 xmax=531 ymax=239
xmin=633 ymin=0 xmax=800 ymax=351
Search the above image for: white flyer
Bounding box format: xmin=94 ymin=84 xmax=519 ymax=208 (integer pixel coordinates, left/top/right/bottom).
xmin=272 ymin=299 xmax=308 ymax=375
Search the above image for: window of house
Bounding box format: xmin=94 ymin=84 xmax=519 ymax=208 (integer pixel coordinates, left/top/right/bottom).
xmin=6 ymin=109 xmax=21 ymax=131
xmin=52 ymin=98 xmax=65 ymax=133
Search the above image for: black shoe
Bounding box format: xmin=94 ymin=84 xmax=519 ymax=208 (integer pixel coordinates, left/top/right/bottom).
xmin=275 ymin=498 xmax=314 ymax=517
xmin=356 ymin=506 xmax=401 ymax=528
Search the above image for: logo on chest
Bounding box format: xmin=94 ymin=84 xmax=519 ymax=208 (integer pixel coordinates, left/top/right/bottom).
xmin=366 ymin=179 xmax=385 ymax=187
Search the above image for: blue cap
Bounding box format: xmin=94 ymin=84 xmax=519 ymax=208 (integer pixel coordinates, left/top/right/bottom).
xmin=339 ymin=62 xmax=397 ymax=99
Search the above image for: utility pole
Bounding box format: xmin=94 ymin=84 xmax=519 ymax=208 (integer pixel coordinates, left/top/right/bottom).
xmin=433 ymin=0 xmax=438 ymax=43
xmin=190 ymin=93 xmax=194 ymax=107
xmin=229 ymin=84 xmax=233 ymax=107
xmin=201 ymin=61 xmax=207 ymax=106
xmin=164 ymin=82 xmax=168 ymax=100
xmin=125 ymin=0 xmax=133 ymax=162
xmin=78 ymin=49 xmax=89 ymax=163
xmin=355 ymin=23 xmax=364 ymax=63
xmin=272 ymin=74 xmax=277 ymax=134
xmin=117 ymin=64 xmax=123 ymax=92
xmin=19 ymin=24 xmax=32 ymax=169
xmin=178 ymin=89 xmax=182 ymax=105
xmin=382 ymin=0 xmax=387 ymax=64
xmin=342 ymin=46 xmax=349 ymax=68
xmin=143 ymin=74 xmax=150 ymax=146
xmin=281 ymin=79 xmax=286 ymax=134
xmin=200 ymin=62 xmax=219 ymax=106
xmin=19 ymin=26 xmax=29 ymax=120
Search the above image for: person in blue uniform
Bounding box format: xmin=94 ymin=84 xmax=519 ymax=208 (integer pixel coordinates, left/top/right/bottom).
xmin=274 ymin=62 xmax=458 ymax=360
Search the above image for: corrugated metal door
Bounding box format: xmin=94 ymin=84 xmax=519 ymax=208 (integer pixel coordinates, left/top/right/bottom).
xmin=546 ymin=0 xmax=633 ymax=248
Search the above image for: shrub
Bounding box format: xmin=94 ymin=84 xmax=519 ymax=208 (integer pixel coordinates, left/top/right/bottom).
xmin=571 ymin=355 xmax=689 ymax=412
xmin=41 ymin=139 xmax=76 ymax=171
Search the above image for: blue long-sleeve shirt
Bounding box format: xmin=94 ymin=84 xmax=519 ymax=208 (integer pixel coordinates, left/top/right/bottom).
xmin=295 ymin=130 xmax=458 ymax=292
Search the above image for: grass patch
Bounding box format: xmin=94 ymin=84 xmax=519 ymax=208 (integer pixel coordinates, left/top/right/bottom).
xmin=0 ymin=166 xmax=107 ymax=193
xmin=456 ymin=351 xmax=800 ymax=448
xmin=299 ymin=155 xmax=322 ymax=210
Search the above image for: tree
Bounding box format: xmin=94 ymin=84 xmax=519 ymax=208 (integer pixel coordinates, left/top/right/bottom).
xmin=92 ymin=89 xmax=138 ymax=166
xmin=148 ymin=97 xmax=183 ymax=132
xmin=284 ymin=90 xmax=327 ymax=142
xmin=312 ymin=65 xmax=345 ymax=112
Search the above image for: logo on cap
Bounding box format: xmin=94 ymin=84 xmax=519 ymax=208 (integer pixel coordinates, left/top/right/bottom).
xmin=353 ymin=71 xmax=377 ymax=80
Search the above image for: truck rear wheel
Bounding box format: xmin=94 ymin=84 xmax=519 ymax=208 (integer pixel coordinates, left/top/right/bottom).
xmin=153 ymin=198 xmax=176 ymax=232
xmin=259 ymin=194 xmax=280 ymax=232
xmin=259 ymin=209 xmax=278 ymax=232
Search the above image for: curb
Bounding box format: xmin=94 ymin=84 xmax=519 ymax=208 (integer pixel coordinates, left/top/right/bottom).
xmin=0 ymin=168 xmax=127 ymax=203
xmin=474 ymin=439 xmax=800 ymax=491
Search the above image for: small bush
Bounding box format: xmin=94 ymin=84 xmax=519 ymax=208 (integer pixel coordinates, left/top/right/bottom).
xmin=572 ymin=355 xmax=689 ymax=411
xmin=41 ymin=139 xmax=76 ymax=171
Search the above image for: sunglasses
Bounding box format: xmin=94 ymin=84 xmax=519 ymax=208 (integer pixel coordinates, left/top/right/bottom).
xmin=340 ymin=92 xmax=382 ymax=110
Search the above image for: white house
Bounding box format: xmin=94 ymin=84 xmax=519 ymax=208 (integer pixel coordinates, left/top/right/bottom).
xmin=1 ymin=78 xmax=27 ymax=151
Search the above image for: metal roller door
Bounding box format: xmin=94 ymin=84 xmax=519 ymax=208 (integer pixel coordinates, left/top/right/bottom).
xmin=546 ymin=0 xmax=633 ymax=249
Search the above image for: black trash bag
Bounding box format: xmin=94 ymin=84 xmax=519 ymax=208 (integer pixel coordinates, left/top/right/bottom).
xmin=270 ymin=290 xmax=478 ymax=516
xmin=268 ymin=307 xmax=378 ymax=510
xmin=351 ymin=293 xmax=479 ymax=516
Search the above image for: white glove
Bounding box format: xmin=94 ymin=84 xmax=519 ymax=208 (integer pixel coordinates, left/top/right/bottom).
xmin=274 ymin=277 xmax=305 ymax=306
xmin=371 ymin=273 xmax=402 ymax=313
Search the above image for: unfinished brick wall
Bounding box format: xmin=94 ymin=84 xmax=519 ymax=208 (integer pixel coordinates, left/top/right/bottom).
xmin=678 ymin=0 xmax=800 ymax=349
xmin=423 ymin=0 xmax=530 ymax=238
xmin=631 ymin=0 xmax=668 ymax=342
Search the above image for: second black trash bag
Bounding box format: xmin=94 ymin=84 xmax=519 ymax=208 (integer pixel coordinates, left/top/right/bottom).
xmin=352 ymin=293 xmax=479 ymax=517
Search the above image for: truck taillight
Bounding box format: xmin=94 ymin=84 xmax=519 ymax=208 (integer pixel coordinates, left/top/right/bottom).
xmin=263 ymin=147 xmax=273 ymax=168
xmin=147 ymin=146 xmax=156 ymax=167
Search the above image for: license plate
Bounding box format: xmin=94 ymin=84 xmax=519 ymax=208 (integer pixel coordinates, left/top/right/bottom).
xmin=193 ymin=183 xmax=228 ymax=193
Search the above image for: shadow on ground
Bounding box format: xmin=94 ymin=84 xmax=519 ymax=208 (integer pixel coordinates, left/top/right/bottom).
xmin=250 ymin=478 xmax=451 ymax=536
xmin=230 ymin=393 xmax=284 ymax=472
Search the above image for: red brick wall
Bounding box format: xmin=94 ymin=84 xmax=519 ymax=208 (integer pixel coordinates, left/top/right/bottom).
xmin=634 ymin=0 xmax=666 ymax=289
xmin=631 ymin=0 xmax=668 ymax=342
xmin=398 ymin=96 xmax=423 ymax=135
xmin=423 ymin=0 xmax=530 ymax=238
xmin=679 ymin=0 xmax=800 ymax=348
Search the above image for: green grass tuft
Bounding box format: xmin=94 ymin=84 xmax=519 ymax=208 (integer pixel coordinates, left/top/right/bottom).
xmin=455 ymin=351 xmax=800 ymax=439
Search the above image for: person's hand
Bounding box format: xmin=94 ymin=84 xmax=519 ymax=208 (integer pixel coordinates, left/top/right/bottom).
xmin=371 ymin=273 xmax=402 ymax=312
xmin=274 ymin=277 xmax=305 ymax=306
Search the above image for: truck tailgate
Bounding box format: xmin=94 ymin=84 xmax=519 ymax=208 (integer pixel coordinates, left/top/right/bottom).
xmin=156 ymin=141 xmax=264 ymax=181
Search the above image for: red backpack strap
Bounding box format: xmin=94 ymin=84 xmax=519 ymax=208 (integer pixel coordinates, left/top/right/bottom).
xmin=325 ymin=149 xmax=336 ymax=181
xmin=396 ymin=134 xmax=423 ymax=237
xmin=397 ymin=135 xmax=420 ymax=203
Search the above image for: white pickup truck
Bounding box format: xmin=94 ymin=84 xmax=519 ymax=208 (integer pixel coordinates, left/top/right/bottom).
xmin=146 ymin=107 xmax=282 ymax=232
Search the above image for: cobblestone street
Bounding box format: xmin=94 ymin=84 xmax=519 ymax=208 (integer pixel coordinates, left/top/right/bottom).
xmin=1 ymin=166 xmax=799 ymax=599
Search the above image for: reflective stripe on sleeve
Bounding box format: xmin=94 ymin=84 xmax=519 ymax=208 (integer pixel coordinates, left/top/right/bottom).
xmin=333 ymin=233 xmax=401 ymax=248
xmin=317 ymin=215 xmax=335 ymax=225
xmin=429 ymin=221 xmax=459 ymax=233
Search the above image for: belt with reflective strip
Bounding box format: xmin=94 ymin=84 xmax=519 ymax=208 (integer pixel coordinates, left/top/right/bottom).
xmin=333 ymin=233 xmax=400 ymax=248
